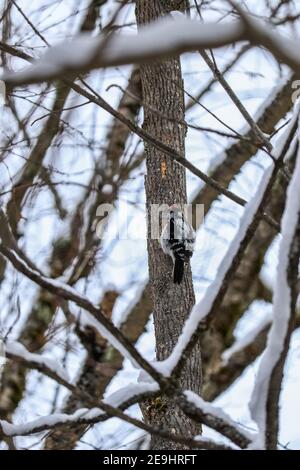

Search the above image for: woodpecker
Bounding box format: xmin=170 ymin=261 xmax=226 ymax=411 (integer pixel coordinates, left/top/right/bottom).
xmin=160 ymin=205 xmax=195 ymax=284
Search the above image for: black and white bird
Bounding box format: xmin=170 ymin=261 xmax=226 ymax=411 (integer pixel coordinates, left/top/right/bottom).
xmin=160 ymin=205 xmax=195 ymax=284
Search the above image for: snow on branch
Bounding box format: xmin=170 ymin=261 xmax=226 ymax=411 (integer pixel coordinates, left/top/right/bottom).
xmin=0 ymin=381 xmax=235 ymax=449
xmin=5 ymin=341 xmax=70 ymax=385
xmin=3 ymin=11 xmax=300 ymax=88
xmin=2 ymin=18 xmax=243 ymax=86
xmin=222 ymin=312 xmax=272 ymax=364
xmin=0 ymin=379 xmax=238 ymax=449
xmin=0 ymin=382 xmax=159 ymax=438
xmin=250 ymin=121 xmax=300 ymax=449
xmin=182 ymin=390 xmax=253 ymax=449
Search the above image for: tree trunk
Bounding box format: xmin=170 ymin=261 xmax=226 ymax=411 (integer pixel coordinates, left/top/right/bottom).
xmin=135 ymin=0 xmax=202 ymax=450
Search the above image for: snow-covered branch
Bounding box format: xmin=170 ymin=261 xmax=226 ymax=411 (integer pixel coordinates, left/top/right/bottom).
xmin=2 ymin=18 xmax=243 ymax=86
xmin=0 ymin=382 xmax=158 ymax=438
xmin=5 ymin=341 xmax=71 ymax=388
xmin=179 ymin=391 xmax=253 ymax=449
xmin=222 ymin=313 xmax=272 ymax=364
xmin=0 ymin=377 xmax=241 ymax=449
xmin=0 ymin=380 xmax=233 ymax=449
xmin=250 ymin=127 xmax=300 ymax=449
xmin=154 ymin=109 xmax=299 ymax=379
xmin=3 ymin=12 xmax=300 ymax=87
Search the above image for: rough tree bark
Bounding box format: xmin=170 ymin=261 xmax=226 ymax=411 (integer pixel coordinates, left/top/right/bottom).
xmin=135 ymin=0 xmax=202 ymax=450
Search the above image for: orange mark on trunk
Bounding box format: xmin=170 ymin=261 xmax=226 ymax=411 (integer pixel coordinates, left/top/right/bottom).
xmin=161 ymin=160 xmax=167 ymax=178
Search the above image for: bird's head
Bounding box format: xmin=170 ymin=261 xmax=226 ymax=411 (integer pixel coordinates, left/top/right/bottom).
xmin=169 ymin=203 xmax=183 ymax=217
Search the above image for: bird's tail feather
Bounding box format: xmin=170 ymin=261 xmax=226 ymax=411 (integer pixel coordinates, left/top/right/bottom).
xmin=173 ymin=258 xmax=184 ymax=284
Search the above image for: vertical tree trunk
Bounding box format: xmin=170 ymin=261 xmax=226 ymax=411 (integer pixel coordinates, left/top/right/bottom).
xmin=135 ymin=0 xmax=202 ymax=449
